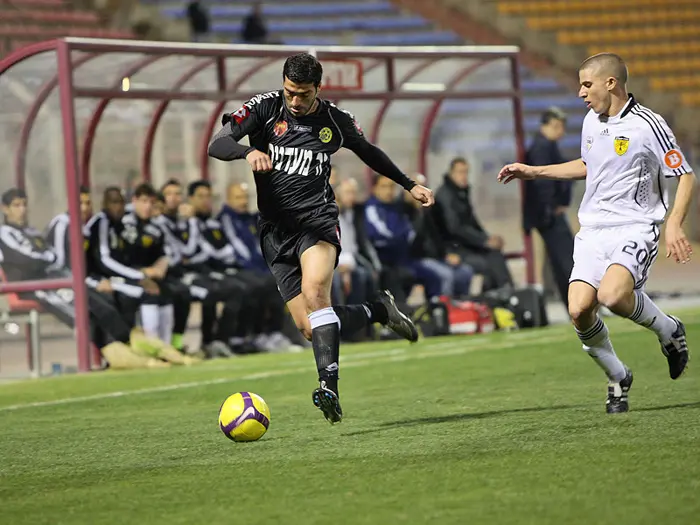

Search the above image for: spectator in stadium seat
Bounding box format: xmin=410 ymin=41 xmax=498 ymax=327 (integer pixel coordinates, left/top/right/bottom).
xmin=241 ymin=1 xmax=268 ymax=44
xmin=187 ymin=1 xmax=211 ymax=43
xmin=434 ymin=157 xmax=513 ymax=293
xmin=365 ymin=175 xmax=449 ymax=304
xmin=332 ymin=177 xmax=381 ymax=312
xmin=523 ymin=107 xmax=574 ymax=309
xmin=404 ymin=174 xmax=474 ymax=298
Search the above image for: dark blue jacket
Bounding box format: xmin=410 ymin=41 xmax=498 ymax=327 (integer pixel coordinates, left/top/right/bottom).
xmin=217 ymin=205 xmax=268 ymax=272
xmin=523 ymin=131 xmax=573 ymax=232
xmin=364 ymin=196 xmax=414 ymax=266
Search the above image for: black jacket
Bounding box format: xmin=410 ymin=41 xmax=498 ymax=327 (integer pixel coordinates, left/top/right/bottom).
xmin=523 ymin=131 xmax=572 ymax=232
xmin=404 ymin=203 xmax=447 ymax=260
xmin=0 ymin=222 xmax=58 ymax=281
xmin=434 ymin=175 xmax=489 ymax=252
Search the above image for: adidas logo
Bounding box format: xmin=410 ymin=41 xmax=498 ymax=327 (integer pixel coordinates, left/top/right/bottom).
xmin=600 ymin=128 xmax=610 ymax=136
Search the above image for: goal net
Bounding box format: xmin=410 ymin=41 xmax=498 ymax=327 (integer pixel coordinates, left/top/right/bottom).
xmin=0 ymin=38 xmax=530 ymax=376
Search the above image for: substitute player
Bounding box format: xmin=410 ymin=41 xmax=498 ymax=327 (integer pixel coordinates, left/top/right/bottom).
xmin=208 ymin=52 xmax=434 ymax=423
xmin=498 ymin=53 xmax=695 ymax=414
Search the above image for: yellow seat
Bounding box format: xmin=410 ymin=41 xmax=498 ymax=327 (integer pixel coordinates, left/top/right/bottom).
xmin=498 ymin=0 xmax=697 ymax=15
xmin=559 ymin=25 xmax=700 ymax=45
xmin=588 ymin=41 xmax=700 ymax=59
xmin=681 ymin=92 xmax=700 ymax=106
xmin=650 ymin=75 xmax=700 ymax=91
xmin=528 ymin=9 xmax=700 ymax=30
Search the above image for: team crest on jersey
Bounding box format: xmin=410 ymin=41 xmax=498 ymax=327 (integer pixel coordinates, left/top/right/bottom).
xmin=232 ymin=106 xmax=250 ymax=124
xmin=319 ymin=127 xmax=333 ymax=143
xmin=585 ymin=136 xmax=594 ymax=151
xmin=273 ymin=120 xmax=288 ymax=137
xmin=614 ymin=136 xmax=629 ymax=156
xmin=142 ymin=235 xmax=153 ymax=248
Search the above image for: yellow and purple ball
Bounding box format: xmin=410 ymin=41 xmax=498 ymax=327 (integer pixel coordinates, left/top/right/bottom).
xmin=218 ymin=391 xmax=271 ymax=442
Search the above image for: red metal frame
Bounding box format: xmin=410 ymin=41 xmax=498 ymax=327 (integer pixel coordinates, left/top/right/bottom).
xmin=0 ymin=38 xmax=531 ymax=375
xmin=56 ymin=39 xmax=91 ymax=372
xmin=80 ymin=55 xmax=165 ymax=188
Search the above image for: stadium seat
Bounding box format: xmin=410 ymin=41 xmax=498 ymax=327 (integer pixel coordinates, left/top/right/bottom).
xmin=526 ymin=10 xmax=700 ymax=30
xmin=497 ymin=0 xmax=697 ymax=15
xmin=162 ymin=2 xmax=396 ymax=19
xmin=587 ymin=42 xmax=700 ymax=59
xmin=559 ymin=26 xmax=700 ymax=45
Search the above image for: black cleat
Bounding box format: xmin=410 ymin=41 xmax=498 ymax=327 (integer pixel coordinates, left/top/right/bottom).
xmin=661 ymin=316 xmax=689 ymax=380
xmin=312 ymin=381 xmax=343 ymax=424
xmin=377 ymin=290 xmax=419 ymax=343
xmin=606 ymin=369 xmax=633 ymax=414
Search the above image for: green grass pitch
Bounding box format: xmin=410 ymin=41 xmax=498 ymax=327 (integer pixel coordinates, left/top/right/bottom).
xmin=1 ymin=311 xmax=699 ymax=525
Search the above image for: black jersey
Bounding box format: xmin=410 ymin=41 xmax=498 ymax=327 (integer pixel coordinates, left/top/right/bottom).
xmin=0 ymin=222 xmax=58 ymax=281
xmin=45 ymin=212 xmax=72 ymax=269
xmin=83 ymin=212 xmax=145 ymax=281
xmin=208 ymin=90 xmax=415 ymax=225
xmin=121 ymin=212 xmax=167 ymax=269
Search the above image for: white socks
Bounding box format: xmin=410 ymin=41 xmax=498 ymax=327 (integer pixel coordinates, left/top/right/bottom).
xmin=628 ymin=290 xmax=677 ymax=342
xmin=576 ymin=316 xmax=627 ymax=382
xmin=139 ymin=304 xmax=160 ymax=339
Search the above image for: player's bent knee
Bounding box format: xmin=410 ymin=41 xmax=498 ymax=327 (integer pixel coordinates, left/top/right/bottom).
xmin=568 ymin=301 xmax=595 ymax=324
xmin=301 ymin=283 xmax=330 ymax=313
xmin=597 ymin=283 xmax=632 ymax=310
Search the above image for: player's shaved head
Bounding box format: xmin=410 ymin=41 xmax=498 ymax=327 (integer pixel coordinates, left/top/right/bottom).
xmin=579 ymin=53 xmax=628 ymax=86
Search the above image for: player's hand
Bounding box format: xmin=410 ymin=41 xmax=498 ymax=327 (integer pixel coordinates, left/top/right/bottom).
xmin=498 ymin=163 xmax=537 ymax=184
xmin=665 ymin=220 xmax=693 ymax=264
xmin=96 ymin=279 xmax=113 ymax=293
xmin=246 ymin=149 xmax=272 ymax=172
xmin=140 ymin=278 xmax=161 ymax=295
xmin=410 ymin=184 xmax=434 ymax=207
xmin=486 ymin=235 xmax=505 ymax=250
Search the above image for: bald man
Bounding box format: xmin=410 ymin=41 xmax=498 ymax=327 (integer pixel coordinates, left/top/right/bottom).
xmin=218 ymin=183 xmax=268 ymax=273
xmin=499 ymin=52 xmax=695 ymax=413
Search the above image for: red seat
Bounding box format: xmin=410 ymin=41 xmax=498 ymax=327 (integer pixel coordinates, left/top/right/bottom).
xmin=0 ymin=268 xmax=42 ymax=313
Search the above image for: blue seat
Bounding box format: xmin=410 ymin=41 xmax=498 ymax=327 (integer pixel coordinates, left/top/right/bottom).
xmin=522 ymin=96 xmax=583 ymax=112
xmin=521 ymin=78 xmax=562 ymax=91
xmin=355 ymin=31 xmax=461 ymax=46
xmin=213 ymin=16 xmax=429 ymax=34
xmin=282 ymin=36 xmax=339 ymax=46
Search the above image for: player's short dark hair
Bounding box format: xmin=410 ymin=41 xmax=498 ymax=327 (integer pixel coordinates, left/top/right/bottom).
xmin=79 ymin=185 xmax=90 ymax=195
xmin=1 ymin=188 xmax=27 ymax=206
xmin=156 ymin=192 xmax=165 ymax=204
xmin=103 ymin=186 xmax=124 ymax=201
xmin=541 ymin=107 xmax=567 ymax=125
xmin=133 ymin=182 xmax=157 ymax=199
xmin=188 ymin=180 xmax=211 ymax=197
xmin=283 ymin=53 xmax=323 ymax=87
xmin=579 ymin=52 xmax=628 ymax=85
xmin=160 ymin=178 xmax=181 ymax=192
xmin=449 ymin=157 xmax=469 ymax=172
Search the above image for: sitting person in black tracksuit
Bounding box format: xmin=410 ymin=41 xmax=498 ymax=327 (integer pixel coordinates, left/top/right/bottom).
xmin=83 ymin=186 xmax=166 ymax=336
xmin=0 ymin=187 xmax=134 ymax=353
xmin=434 ymin=157 xmax=513 ymax=293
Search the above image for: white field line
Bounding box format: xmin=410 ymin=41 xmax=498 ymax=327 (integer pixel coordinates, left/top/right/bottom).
xmin=0 ymin=323 xmax=659 ymax=413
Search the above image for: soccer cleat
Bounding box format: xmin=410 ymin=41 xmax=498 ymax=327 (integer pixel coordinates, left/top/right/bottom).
xmin=312 ymin=381 xmax=343 ymax=424
xmin=606 ymin=368 xmax=633 ymax=414
xmin=660 ymin=316 xmax=689 ymax=380
xmin=377 ymin=290 xmax=419 ymax=343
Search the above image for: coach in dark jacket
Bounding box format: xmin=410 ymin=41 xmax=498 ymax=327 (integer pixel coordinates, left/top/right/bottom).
xmin=434 ymin=158 xmax=513 ymax=293
xmin=523 ymin=107 xmax=574 ymax=308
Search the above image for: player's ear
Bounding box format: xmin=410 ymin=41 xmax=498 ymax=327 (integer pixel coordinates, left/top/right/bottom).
xmin=606 ymin=76 xmax=616 ymax=92
xmin=316 ymin=83 xmax=322 ymax=97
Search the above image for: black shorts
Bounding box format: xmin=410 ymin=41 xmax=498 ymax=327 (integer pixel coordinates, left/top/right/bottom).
xmin=259 ymin=208 xmax=341 ymax=303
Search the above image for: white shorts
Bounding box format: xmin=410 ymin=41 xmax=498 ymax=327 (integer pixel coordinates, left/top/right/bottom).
xmin=569 ymin=223 xmax=660 ymax=290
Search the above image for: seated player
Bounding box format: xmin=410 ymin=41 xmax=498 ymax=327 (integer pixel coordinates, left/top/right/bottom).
xmin=365 ymin=175 xmax=449 ymax=304
xmin=0 ymin=188 xmax=169 ymax=369
xmin=218 ymin=181 xmax=299 ymax=351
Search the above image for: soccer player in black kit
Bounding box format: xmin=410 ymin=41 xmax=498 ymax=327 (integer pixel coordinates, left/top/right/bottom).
xmin=208 ymin=53 xmax=435 ymax=424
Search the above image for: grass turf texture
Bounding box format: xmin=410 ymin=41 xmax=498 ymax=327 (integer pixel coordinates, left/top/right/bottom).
xmin=1 ymin=310 xmax=699 ymax=525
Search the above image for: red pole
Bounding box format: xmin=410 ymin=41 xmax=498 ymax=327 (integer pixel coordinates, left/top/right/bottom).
xmin=509 ymin=54 xmax=535 ymax=285
xmin=57 ymin=40 xmax=91 ymax=373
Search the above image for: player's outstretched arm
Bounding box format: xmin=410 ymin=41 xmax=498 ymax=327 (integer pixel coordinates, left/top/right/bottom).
xmin=498 ymin=158 xmax=587 ymax=184
xmin=665 ymin=172 xmax=696 ymax=264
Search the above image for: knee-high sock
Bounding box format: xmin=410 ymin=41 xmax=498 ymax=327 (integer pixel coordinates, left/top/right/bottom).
xmin=139 ymin=304 xmax=160 ymax=339
xmin=628 ymin=290 xmax=677 ymax=342
xmin=333 ymin=300 xmax=389 ymax=339
xmin=158 ymin=305 xmax=174 ymax=346
xmin=309 ymin=307 xmax=341 ymax=395
xmin=576 ymin=316 xmax=626 ymax=382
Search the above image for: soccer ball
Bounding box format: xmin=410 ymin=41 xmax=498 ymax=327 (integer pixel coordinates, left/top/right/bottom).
xmin=218 ymin=391 xmax=270 ymax=442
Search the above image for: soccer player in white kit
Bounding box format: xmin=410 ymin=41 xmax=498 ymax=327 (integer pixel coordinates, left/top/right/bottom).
xmin=498 ymin=53 xmax=696 ymax=413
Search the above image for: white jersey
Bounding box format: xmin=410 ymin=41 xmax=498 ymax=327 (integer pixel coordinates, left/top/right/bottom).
xmin=579 ymin=95 xmax=692 ymax=228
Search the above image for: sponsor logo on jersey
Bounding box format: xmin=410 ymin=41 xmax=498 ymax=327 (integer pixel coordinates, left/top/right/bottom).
xmin=273 ymin=120 xmax=288 ymax=137
xmin=585 ymin=136 xmax=594 ymax=151
xmin=614 ymin=136 xmax=629 ymax=156
xmin=268 ymin=144 xmax=331 ymax=177
xmin=664 ymin=149 xmax=683 ymax=169
xmin=294 ymin=124 xmax=312 ymax=133
xmin=600 ymin=128 xmax=609 ymax=136
xmin=232 ymin=106 xmax=249 ymax=124
xmin=319 ymin=127 xmax=333 ymax=143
